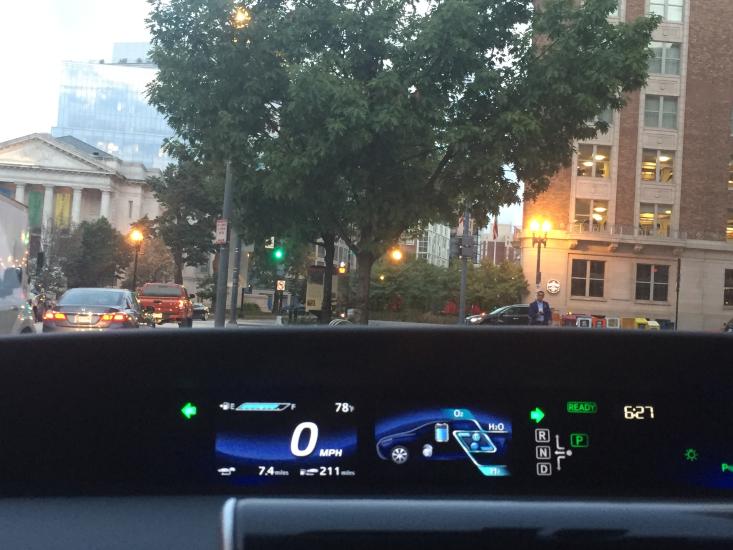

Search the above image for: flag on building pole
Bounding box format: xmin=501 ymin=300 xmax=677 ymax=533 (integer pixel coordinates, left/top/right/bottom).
xmin=492 ymin=217 xmax=499 ymax=240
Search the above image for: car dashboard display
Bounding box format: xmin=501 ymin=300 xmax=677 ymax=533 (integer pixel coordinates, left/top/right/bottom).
xmin=0 ymin=328 xmax=731 ymax=501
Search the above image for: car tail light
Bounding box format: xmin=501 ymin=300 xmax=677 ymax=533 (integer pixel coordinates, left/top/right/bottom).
xmin=101 ymin=313 xmax=128 ymax=322
xmin=44 ymin=311 xmax=66 ymax=321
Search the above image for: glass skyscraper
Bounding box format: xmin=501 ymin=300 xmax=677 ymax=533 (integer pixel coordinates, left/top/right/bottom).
xmin=51 ymin=46 xmax=173 ymax=170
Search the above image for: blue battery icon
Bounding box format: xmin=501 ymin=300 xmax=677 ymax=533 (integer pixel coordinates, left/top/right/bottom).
xmin=435 ymin=422 xmax=449 ymax=443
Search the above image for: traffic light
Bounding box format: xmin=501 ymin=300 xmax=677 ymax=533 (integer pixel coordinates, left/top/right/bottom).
xmin=337 ymin=261 xmax=348 ymax=274
xmin=272 ymin=246 xmax=285 ymax=261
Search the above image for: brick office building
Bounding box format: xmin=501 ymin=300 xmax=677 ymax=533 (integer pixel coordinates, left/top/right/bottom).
xmin=522 ymin=0 xmax=733 ymax=330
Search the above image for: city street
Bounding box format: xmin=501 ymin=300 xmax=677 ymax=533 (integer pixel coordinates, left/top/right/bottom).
xmin=33 ymin=318 xmax=444 ymax=332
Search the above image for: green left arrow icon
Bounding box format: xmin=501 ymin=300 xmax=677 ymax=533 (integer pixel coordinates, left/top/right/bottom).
xmin=181 ymin=402 xmax=198 ymax=420
xmin=530 ymin=407 xmax=545 ymax=424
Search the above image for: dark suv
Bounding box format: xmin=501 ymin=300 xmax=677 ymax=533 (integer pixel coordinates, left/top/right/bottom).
xmin=469 ymin=304 xmax=530 ymax=326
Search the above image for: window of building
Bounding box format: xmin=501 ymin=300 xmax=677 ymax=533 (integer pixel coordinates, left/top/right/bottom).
xmin=636 ymin=264 xmax=670 ymax=302
xmin=641 ymin=150 xmax=675 ymax=183
xmin=128 ymin=200 xmax=134 ymax=219
xmin=650 ymin=0 xmax=683 ymax=23
xmin=725 ymin=269 xmax=733 ymax=306
xmin=571 ymin=259 xmax=605 ymax=298
xmin=639 ymin=203 xmax=673 ymax=236
xmin=644 ymin=95 xmax=678 ymax=129
xmin=576 ymin=145 xmax=611 ymax=178
xmin=649 ymin=42 xmax=681 ymax=75
xmin=727 ymin=210 xmax=733 ymax=241
xmin=574 ymin=199 xmax=609 ymax=232
xmin=729 ymin=156 xmax=733 ymax=190
xmin=609 ymin=1 xmax=620 ymax=17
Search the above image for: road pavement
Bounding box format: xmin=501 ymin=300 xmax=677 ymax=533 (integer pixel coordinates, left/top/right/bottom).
xmin=33 ymin=317 xmax=444 ymax=333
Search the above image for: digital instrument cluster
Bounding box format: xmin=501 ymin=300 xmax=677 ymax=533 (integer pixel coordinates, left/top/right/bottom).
xmin=211 ymin=393 xmax=733 ymax=496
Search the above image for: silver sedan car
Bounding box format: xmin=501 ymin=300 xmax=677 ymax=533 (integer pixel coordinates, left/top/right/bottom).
xmin=42 ymin=288 xmax=142 ymax=333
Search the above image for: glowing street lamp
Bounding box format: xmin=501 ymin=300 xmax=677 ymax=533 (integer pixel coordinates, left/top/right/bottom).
xmin=129 ymin=228 xmax=145 ymax=290
xmin=529 ymin=219 xmax=551 ymax=290
xmin=232 ymin=6 xmax=252 ymax=28
xmin=388 ymin=248 xmax=403 ymax=262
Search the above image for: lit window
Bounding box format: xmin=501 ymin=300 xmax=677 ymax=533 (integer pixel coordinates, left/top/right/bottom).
xmin=649 ymin=42 xmax=681 ymax=75
xmin=639 ymin=203 xmax=673 ymax=237
xmin=727 ymin=210 xmax=733 ymax=241
xmin=650 ymin=0 xmax=683 ymax=23
xmin=729 ymin=156 xmax=733 ymax=190
xmin=574 ymin=199 xmax=608 ymax=232
xmin=576 ymin=144 xmax=611 ymax=178
xmin=636 ymin=264 xmax=670 ymax=302
xmin=641 ymin=150 xmax=675 ymax=183
xmin=571 ymin=259 xmax=606 ymax=298
xmin=644 ymin=95 xmax=678 ymax=129
xmin=725 ymin=269 xmax=733 ymax=306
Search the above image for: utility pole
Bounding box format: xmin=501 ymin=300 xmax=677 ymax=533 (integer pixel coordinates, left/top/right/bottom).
xmin=674 ymin=257 xmax=681 ymax=331
xmin=215 ymin=160 xmax=233 ymax=328
xmin=458 ymin=204 xmax=470 ymax=324
xmin=228 ymin=232 xmax=242 ymax=326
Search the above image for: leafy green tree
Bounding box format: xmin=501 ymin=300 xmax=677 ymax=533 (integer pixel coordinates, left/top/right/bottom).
xmin=467 ymin=260 xmax=529 ymax=312
xmin=148 ymin=0 xmax=658 ymax=323
xmin=146 ymin=150 xmax=221 ymax=284
xmin=60 ymin=218 xmax=132 ymax=288
xmin=121 ymin=236 xmax=177 ymax=289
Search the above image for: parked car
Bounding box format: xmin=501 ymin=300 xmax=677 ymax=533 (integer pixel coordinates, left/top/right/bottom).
xmin=192 ymin=303 xmax=209 ymax=321
xmin=137 ymin=283 xmax=194 ymax=328
xmin=42 ymin=288 xmax=142 ymax=333
xmin=723 ymin=318 xmax=733 ymax=333
xmin=466 ymin=304 xmax=530 ymax=326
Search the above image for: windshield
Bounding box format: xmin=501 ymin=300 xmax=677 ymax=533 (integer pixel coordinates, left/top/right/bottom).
xmin=59 ymin=289 xmax=126 ymax=307
xmin=140 ymin=285 xmax=183 ymax=297
xmin=0 ymin=0 xmax=725 ymax=335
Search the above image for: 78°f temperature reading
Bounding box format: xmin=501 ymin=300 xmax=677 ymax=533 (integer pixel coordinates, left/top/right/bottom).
xmin=335 ymin=402 xmax=355 ymax=413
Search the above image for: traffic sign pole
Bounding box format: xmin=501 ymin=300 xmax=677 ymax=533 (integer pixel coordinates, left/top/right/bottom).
xmin=215 ymin=160 xmax=233 ymax=328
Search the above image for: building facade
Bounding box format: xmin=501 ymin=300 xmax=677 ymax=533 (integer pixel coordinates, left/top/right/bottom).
xmin=401 ymin=223 xmax=452 ymax=267
xmin=522 ymin=0 xmax=733 ymax=330
xmin=51 ymin=44 xmax=173 ymax=170
xmin=478 ymin=224 xmax=521 ymax=265
xmin=0 ymin=133 xmax=161 ymax=255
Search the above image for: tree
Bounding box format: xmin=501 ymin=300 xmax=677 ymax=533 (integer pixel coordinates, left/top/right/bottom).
xmin=369 ymin=257 xmax=527 ymax=317
xmin=467 ymin=261 xmax=529 ymax=312
xmin=148 ymin=0 xmax=658 ymax=323
xmin=146 ymin=149 xmax=221 ymax=284
xmin=60 ymin=218 xmax=132 ymax=288
xmin=121 ymin=236 xmax=177 ymax=289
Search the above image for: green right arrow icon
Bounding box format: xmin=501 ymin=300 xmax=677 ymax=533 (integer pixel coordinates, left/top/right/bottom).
xmin=530 ymin=407 xmax=545 ymax=424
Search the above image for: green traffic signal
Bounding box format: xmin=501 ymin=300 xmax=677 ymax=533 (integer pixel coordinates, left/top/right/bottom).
xmin=273 ymin=247 xmax=284 ymax=261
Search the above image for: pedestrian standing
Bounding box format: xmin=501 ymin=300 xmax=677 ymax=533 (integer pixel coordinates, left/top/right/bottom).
xmin=528 ymin=290 xmax=552 ymax=326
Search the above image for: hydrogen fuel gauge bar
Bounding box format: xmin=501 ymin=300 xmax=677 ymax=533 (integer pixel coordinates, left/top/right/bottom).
xmin=235 ymin=402 xmax=294 ymax=412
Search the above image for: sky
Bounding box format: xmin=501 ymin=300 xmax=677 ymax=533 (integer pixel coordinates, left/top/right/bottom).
xmin=0 ymin=0 xmax=151 ymax=143
xmin=0 ymin=0 xmax=522 ymax=226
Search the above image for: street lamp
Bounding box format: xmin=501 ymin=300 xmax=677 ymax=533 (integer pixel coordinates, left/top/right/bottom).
xmin=129 ymin=228 xmax=144 ymax=290
xmin=232 ymin=6 xmax=252 ymax=28
xmin=529 ymin=219 xmax=551 ymax=290
xmin=388 ymin=248 xmax=403 ymax=262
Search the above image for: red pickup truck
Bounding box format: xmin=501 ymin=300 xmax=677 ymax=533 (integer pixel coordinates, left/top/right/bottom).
xmin=137 ymin=283 xmax=194 ymax=327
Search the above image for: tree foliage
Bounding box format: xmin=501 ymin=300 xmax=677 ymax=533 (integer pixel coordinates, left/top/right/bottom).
xmin=369 ymin=258 xmax=527 ymax=314
xmin=145 ymin=149 xmax=221 ymax=284
xmin=148 ymin=0 xmax=658 ymax=322
xmin=59 ymin=219 xmax=132 ymax=288
xmin=121 ymin=236 xmax=177 ymax=289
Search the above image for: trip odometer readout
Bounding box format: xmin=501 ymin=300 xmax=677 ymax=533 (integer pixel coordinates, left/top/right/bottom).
xmin=214 ymin=400 xmax=357 ymax=485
